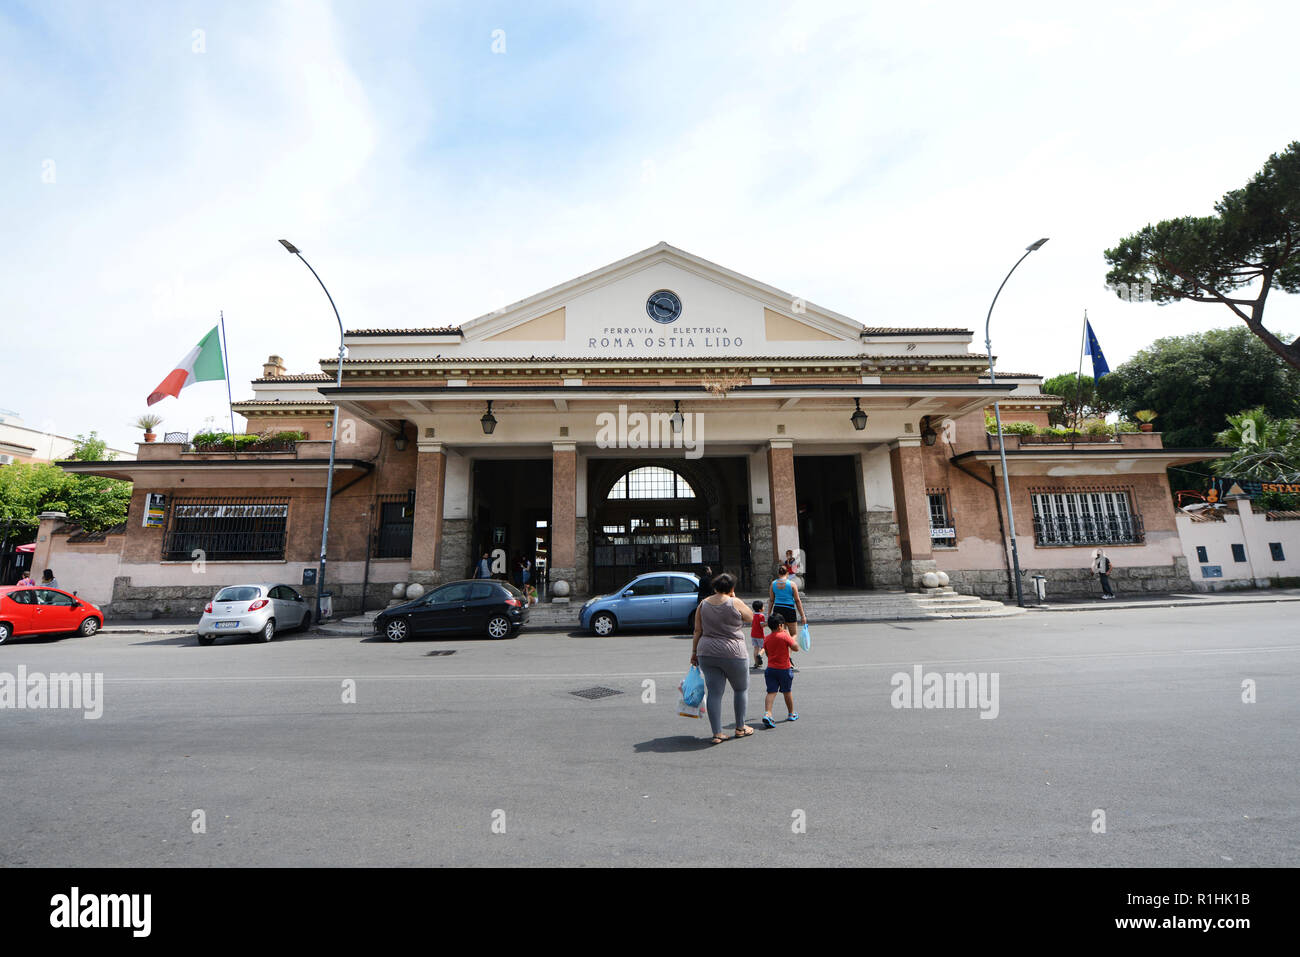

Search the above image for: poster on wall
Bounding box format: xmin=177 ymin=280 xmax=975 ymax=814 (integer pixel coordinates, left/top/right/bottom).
xmin=143 ymin=493 xmax=167 ymax=528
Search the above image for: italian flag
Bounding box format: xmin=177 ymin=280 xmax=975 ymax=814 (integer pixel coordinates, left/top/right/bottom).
xmin=147 ymin=325 xmax=226 ymax=405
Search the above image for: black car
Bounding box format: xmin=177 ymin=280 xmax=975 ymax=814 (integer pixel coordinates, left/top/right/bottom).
xmin=374 ymin=579 xmax=528 ymax=642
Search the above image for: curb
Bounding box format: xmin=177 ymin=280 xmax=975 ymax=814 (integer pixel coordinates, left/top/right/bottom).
xmin=1024 ymin=594 xmax=1300 ymax=613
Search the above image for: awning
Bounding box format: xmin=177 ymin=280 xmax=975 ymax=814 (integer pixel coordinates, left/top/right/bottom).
xmin=15 ymin=543 xmax=35 ymax=553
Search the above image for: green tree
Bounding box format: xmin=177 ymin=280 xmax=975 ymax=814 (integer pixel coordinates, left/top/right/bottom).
xmin=1213 ymin=408 xmax=1300 ymax=510
xmin=0 ymin=433 xmax=132 ymax=538
xmin=1104 ymin=141 xmax=1300 ymax=370
xmin=1041 ymin=372 xmax=1114 ymax=427
xmin=1101 ymin=326 xmax=1300 ymax=447
xmin=68 ymin=431 xmax=117 ymax=462
xmin=1212 ymin=408 xmax=1300 ymax=482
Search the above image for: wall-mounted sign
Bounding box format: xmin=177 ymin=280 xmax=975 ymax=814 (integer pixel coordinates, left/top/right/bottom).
xmin=930 ymin=527 xmax=956 ymax=539
xmin=302 ymin=568 xmax=317 ymax=585
xmin=1200 ymin=565 xmax=1223 ymax=578
xmin=144 ymin=493 xmax=167 ymax=528
xmin=493 ymin=525 xmax=507 ymax=546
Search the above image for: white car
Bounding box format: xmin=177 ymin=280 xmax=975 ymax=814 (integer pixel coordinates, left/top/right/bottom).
xmin=196 ymin=583 xmax=312 ymax=645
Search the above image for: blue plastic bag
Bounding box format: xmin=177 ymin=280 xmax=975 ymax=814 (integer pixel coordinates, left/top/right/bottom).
xmin=681 ymin=665 xmax=706 ymax=707
xmin=798 ymin=623 xmax=811 ymax=652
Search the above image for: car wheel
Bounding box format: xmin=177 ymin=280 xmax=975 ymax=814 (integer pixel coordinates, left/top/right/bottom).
xmin=197 ymin=635 xmax=215 ymax=646
xmin=79 ymin=617 xmax=100 ymax=637
xmin=486 ymin=615 xmax=511 ymax=639
xmin=385 ymin=617 xmax=409 ymax=642
xmin=591 ymin=612 xmax=617 ymax=637
xmin=0 ymin=622 xmax=10 ymax=645
xmin=261 ymin=619 xmax=276 ymax=642
xmin=298 ymin=608 xmax=312 ymax=631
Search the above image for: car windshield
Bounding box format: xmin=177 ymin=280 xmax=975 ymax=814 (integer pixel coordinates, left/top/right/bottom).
xmin=214 ymin=586 xmax=262 ymax=602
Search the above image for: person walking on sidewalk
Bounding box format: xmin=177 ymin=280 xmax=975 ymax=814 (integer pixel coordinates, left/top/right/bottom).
xmin=1092 ymin=549 xmax=1115 ymax=600
xmin=690 ymin=572 xmax=756 ymax=744
xmin=768 ymin=564 xmax=806 ymax=628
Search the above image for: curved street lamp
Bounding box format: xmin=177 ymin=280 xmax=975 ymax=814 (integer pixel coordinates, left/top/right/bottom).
xmin=279 ymin=239 xmax=345 ymax=625
xmin=986 ymin=238 xmax=1049 ymax=608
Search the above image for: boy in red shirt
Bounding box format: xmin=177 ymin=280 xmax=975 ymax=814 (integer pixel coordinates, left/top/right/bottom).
xmin=761 ymin=613 xmax=799 ymax=727
xmin=750 ymin=600 xmax=766 ymax=669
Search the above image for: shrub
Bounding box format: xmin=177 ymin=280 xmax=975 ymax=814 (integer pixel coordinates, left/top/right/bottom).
xmin=1084 ymin=419 xmax=1112 ymax=436
xmin=1115 ymin=421 xmax=1139 ymax=433
xmin=270 ymin=430 xmax=307 ymax=442
xmin=990 ymin=420 xmax=1037 ymax=435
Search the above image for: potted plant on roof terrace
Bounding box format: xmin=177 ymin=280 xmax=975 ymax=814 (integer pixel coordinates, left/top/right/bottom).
xmin=133 ymin=414 xmax=163 ymax=443
xmin=1134 ymin=410 xmax=1158 ymax=433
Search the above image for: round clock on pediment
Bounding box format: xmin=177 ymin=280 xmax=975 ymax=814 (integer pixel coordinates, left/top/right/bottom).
xmin=646 ymin=289 xmax=683 ymax=324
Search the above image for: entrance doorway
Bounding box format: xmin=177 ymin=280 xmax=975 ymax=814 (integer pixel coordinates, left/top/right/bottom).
xmin=794 ymin=456 xmax=865 ymax=589
xmin=471 ymin=459 xmax=552 ymax=587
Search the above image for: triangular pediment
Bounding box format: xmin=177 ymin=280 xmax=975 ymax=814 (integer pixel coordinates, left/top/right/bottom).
xmin=452 ymin=243 xmax=867 ymax=358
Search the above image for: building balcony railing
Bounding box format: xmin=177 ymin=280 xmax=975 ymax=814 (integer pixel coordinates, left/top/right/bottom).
xmin=1032 ymin=513 xmax=1146 ymax=547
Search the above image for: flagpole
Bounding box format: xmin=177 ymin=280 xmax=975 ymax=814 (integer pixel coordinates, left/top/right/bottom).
xmin=219 ymin=311 xmax=238 ymax=459
xmin=1073 ymin=310 xmax=1088 ymax=436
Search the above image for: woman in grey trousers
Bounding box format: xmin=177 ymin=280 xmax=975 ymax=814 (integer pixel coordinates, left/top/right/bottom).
xmin=690 ymin=572 xmax=756 ymax=744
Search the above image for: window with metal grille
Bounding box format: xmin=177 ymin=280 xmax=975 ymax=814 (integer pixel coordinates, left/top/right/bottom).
xmin=373 ymin=491 xmax=415 ymax=558
xmin=162 ymin=498 xmax=289 ymax=561
xmin=1030 ymin=490 xmax=1143 ymax=546
xmin=605 ymin=466 xmax=696 ymax=500
xmin=927 ymin=490 xmax=956 ymax=548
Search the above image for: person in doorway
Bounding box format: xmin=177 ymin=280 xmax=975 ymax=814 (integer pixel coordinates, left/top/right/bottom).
xmin=475 ymin=551 xmax=492 ymax=579
xmin=522 ymin=558 xmax=532 ymax=588
xmin=16 ymin=572 xmax=35 ymax=587
xmin=696 ymin=566 xmax=713 ymax=606
xmin=768 ymin=564 xmax=806 ymax=629
xmin=761 ymin=612 xmax=799 ymax=727
xmin=1092 ymin=549 xmax=1115 ymax=599
xmin=691 ymin=572 xmax=755 ymax=744
xmin=41 ymin=569 xmax=58 ymax=588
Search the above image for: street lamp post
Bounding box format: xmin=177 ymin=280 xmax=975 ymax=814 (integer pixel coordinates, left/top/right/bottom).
xmin=279 ymin=239 xmax=344 ymax=625
xmin=985 ymin=237 xmax=1049 ymax=608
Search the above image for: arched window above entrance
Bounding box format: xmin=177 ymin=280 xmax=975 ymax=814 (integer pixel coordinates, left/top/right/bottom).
xmin=605 ymin=466 xmax=696 ymax=500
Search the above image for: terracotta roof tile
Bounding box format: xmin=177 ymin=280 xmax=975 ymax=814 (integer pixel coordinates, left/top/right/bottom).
xmin=252 ymin=373 xmax=333 ymax=383
xmin=345 ymin=327 xmax=462 ymax=336
xmin=320 ymin=355 xmax=988 ymax=365
xmin=861 ymin=327 xmax=972 ymax=335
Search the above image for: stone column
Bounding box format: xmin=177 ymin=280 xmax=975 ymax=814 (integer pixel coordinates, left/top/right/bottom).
xmin=409 ymin=441 xmax=446 ymax=588
xmin=888 ymin=438 xmax=936 ymax=588
xmin=858 ymin=446 xmax=902 ymax=588
xmin=550 ymin=441 xmax=577 ymax=599
xmin=32 ymin=511 xmax=68 ymax=580
xmin=767 ymin=439 xmax=799 ymax=569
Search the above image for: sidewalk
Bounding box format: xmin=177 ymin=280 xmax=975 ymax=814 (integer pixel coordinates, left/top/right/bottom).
xmin=1023 ymin=587 xmax=1300 ymax=613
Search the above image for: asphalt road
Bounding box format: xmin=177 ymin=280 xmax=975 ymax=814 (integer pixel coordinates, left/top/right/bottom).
xmin=1 ymin=605 xmax=1296 ymax=867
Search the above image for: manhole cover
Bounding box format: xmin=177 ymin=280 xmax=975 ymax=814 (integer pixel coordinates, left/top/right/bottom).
xmin=570 ymin=686 xmax=623 ymax=700
xmin=425 ymin=650 xmax=457 ymax=657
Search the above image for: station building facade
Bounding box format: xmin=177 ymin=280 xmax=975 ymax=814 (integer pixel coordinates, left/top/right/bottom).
xmin=54 ymin=244 xmax=1214 ymax=616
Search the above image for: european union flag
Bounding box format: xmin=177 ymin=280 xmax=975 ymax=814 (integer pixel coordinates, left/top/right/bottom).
xmin=1086 ymin=319 xmax=1110 ymax=380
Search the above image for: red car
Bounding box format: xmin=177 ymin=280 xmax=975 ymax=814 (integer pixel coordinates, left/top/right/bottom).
xmin=0 ymin=586 xmax=104 ymax=645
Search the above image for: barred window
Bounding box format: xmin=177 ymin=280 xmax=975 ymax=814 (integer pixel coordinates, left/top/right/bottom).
xmin=1030 ymin=490 xmax=1143 ymax=546
xmin=927 ymin=490 xmax=956 ymax=548
xmin=163 ymin=498 xmax=289 ymax=561
xmin=373 ymin=491 xmax=415 ymax=559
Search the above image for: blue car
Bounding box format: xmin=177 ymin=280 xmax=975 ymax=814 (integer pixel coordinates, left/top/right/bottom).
xmin=579 ymin=571 xmax=701 ymax=636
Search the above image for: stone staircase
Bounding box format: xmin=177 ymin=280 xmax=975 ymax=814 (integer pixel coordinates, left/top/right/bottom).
xmin=315 ymin=586 xmax=1019 ymax=636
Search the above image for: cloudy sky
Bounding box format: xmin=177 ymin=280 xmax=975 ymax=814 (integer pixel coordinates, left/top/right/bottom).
xmin=3 ymin=0 xmax=1297 ymax=452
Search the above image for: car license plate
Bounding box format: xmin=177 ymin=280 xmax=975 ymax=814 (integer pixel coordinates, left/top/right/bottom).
xmin=216 ymin=621 xmax=240 ymax=630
